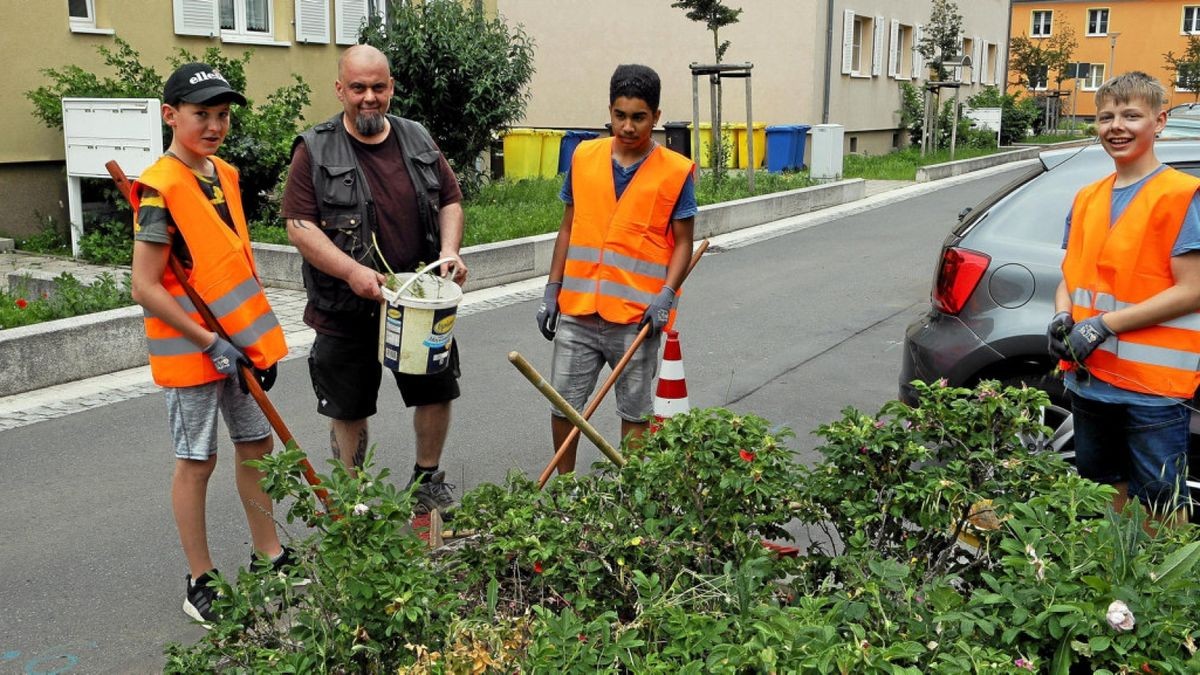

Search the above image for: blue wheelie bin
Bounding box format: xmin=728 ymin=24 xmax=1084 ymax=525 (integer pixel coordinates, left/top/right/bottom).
xmin=765 ymin=124 xmax=811 ymax=172
xmin=558 ymin=130 xmax=601 ymax=174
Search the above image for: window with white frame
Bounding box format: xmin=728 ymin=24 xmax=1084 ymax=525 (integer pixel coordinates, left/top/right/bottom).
xmin=890 ymin=22 xmax=913 ymax=80
xmin=1032 ymin=10 xmax=1052 ymax=37
xmin=1185 ymin=6 xmax=1200 ymax=34
xmin=985 ymin=43 xmax=998 ymax=85
xmin=841 ymin=10 xmax=881 ymax=77
xmin=1087 ymin=8 xmax=1109 ymax=36
xmin=961 ymin=37 xmax=975 ymax=82
xmin=68 ymin=0 xmax=112 ymax=33
xmin=852 ymin=15 xmax=869 ymax=74
xmin=219 ymin=0 xmax=272 ymax=40
xmin=1083 ymin=63 xmax=1105 ymax=90
xmin=1032 ymin=65 xmax=1049 ymax=91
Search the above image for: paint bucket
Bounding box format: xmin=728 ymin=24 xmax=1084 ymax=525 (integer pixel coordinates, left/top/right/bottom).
xmin=378 ymin=259 xmax=463 ymax=375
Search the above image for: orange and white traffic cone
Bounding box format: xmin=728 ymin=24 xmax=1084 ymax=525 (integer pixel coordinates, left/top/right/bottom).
xmin=652 ymin=330 xmax=690 ymax=430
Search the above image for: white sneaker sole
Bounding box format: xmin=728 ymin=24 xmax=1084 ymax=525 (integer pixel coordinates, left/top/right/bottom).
xmin=182 ymin=598 xmax=215 ymax=628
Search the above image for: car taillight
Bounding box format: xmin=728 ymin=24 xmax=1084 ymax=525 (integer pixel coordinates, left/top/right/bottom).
xmin=932 ymin=247 xmax=990 ymax=315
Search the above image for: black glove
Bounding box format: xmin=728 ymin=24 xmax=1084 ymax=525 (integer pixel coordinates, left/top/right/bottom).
xmin=239 ymin=363 xmax=277 ymax=394
xmin=536 ymin=282 xmax=561 ymax=341
xmin=1063 ymin=315 xmax=1114 ymax=364
xmin=203 ymin=335 xmax=247 ymax=378
xmin=639 ymin=286 xmax=677 ymax=333
xmin=1047 ymin=311 xmax=1075 ymax=360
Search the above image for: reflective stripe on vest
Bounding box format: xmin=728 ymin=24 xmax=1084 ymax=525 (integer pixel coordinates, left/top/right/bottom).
xmin=132 ymin=155 xmax=287 ymax=387
xmin=1061 ymin=167 xmax=1200 ymax=398
xmin=558 ymin=138 xmax=693 ymax=326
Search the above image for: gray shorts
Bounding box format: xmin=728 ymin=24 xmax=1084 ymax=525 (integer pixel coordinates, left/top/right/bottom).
xmin=550 ymin=314 xmax=661 ymax=422
xmin=164 ymin=378 xmax=272 ymax=460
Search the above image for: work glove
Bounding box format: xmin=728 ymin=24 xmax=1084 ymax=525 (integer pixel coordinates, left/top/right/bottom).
xmin=536 ymin=282 xmax=561 ymax=341
xmin=1062 ymin=315 xmax=1114 ymax=365
xmin=203 ymin=335 xmax=248 ymax=378
xmin=239 ymin=363 xmax=278 ymax=394
xmin=1046 ymin=311 xmax=1075 ymax=360
xmin=639 ymin=286 xmax=677 ymax=333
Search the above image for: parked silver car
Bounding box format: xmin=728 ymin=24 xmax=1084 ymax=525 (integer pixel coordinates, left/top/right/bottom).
xmin=899 ymin=139 xmax=1200 ymax=502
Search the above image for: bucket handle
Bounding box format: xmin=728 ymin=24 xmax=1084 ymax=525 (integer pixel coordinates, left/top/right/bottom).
xmin=391 ymin=257 xmax=459 ymax=299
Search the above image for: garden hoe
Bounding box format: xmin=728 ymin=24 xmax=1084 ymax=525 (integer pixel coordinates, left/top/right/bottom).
xmin=532 ymin=239 xmax=710 ymax=488
xmin=105 ymin=160 xmax=331 ymax=512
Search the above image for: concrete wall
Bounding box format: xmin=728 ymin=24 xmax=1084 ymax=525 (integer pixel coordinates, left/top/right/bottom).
xmin=0 ymin=163 xmax=70 ymax=239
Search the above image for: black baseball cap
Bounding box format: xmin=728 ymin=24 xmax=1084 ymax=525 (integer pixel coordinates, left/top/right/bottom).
xmin=163 ymin=62 xmax=247 ymax=107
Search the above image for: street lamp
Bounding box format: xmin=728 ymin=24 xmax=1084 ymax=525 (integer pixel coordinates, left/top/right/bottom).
xmin=1108 ymin=32 xmax=1121 ymax=82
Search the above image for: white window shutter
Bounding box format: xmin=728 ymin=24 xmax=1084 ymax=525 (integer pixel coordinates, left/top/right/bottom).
xmin=842 ymin=9 xmax=855 ymax=75
xmin=996 ymin=47 xmax=1005 ymax=88
xmin=173 ymin=0 xmax=217 ymax=37
xmin=972 ymin=37 xmax=982 ymax=84
xmin=336 ymin=0 xmax=368 ymax=45
xmin=912 ymin=23 xmax=923 ymax=80
xmin=980 ymin=41 xmax=990 ymax=84
xmin=872 ymin=16 xmax=884 ymax=76
xmin=296 ymin=0 xmax=330 ymax=44
xmin=889 ymin=20 xmax=900 ymax=78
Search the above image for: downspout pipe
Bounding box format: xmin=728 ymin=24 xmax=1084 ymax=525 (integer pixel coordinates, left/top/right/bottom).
xmin=822 ymin=0 xmax=834 ymax=123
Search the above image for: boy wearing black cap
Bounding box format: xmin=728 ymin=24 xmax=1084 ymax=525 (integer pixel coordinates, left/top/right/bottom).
xmin=130 ymin=63 xmax=293 ymax=626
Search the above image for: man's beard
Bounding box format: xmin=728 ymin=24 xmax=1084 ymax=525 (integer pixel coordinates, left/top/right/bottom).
xmin=354 ymin=110 xmax=386 ymax=136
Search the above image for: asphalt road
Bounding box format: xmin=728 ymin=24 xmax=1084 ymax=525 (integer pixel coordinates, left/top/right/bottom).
xmin=0 ymin=166 xmax=1027 ymax=673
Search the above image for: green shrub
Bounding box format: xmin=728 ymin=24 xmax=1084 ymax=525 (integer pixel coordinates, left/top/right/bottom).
xmin=15 ymin=215 xmax=72 ymax=256
xmin=163 ymin=383 xmax=1200 ymax=673
xmin=1 ymin=272 xmax=132 ymax=329
xmin=77 ymin=219 xmax=133 ymax=266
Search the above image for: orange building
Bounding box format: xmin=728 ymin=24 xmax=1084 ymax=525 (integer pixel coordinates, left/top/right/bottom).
xmin=1010 ymin=0 xmax=1200 ymax=117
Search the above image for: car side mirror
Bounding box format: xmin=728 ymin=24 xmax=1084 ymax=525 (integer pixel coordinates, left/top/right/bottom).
xmin=958 ymin=206 xmax=972 ymax=221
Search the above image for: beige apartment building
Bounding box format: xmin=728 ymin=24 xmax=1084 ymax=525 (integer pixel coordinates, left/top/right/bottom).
xmin=497 ymin=0 xmax=1010 ymax=158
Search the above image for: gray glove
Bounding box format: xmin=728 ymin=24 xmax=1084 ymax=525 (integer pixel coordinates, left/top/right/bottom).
xmin=1063 ymin=315 xmax=1114 ymax=365
xmin=203 ymin=335 xmax=247 ymax=377
xmin=639 ymin=286 xmax=677 ymax=333
xmin=1047 ymin=311 xmax=1075 ymax=360
xmin=536 ymin=282 xmax=561 ymax=341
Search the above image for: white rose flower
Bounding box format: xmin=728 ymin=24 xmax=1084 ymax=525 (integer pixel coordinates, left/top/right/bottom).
xmin=1105 ymin=600 xmax=1135 ymax=632
xmin=353 ymin=503 xmax=370 ymax=516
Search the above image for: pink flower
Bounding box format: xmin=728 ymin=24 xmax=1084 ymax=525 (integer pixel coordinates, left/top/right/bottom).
xmin=15 ymin=298 xmax=28 ymax=309
xmin=1014 ymin=657 xmax=1034 ymax=671
xmin=739 ymin=449 xmax=756 ymax=462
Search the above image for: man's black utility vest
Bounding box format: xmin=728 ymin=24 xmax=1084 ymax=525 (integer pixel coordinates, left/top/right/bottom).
xmin=294 ymin=113 xmax=443 ymax=314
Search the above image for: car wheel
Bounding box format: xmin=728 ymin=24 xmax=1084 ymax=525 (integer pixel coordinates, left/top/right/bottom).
xmin=999 ymin=373 xmax=1074 ymax=463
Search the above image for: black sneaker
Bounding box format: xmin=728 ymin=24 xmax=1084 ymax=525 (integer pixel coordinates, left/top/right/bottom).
xmin=184 ymin=570 xmax=221 ymax=627
xmin=409 ymin=471 xmax=457 ymax=515
xmin=251 ymin=545 xmax=311 ymax=587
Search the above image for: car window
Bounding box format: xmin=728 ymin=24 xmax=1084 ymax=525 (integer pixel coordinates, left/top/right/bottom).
xmin=981 ymin=159 xmax=1200 ymax=247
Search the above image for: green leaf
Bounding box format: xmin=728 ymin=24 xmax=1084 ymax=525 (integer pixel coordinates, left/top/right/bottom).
xmin=1050 ymin=636 xmax=1073 ymax=675
xmin=1152 ymin=540 xmax=1200 ymax=585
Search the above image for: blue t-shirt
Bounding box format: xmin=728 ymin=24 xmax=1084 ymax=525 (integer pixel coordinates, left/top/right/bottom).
xmin=559 ymin=146 xmax=698 ymax=221
xmin=1062 ymin=165 xmax=1200 ymax=404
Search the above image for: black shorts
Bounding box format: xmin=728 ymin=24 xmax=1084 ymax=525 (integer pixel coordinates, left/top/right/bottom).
xmin=308 ymin=332 xmax=461 ymax=420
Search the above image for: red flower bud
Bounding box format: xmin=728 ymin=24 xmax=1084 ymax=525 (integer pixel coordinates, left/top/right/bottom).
xmin=533 ymin=561 xmax=543 ymax=574
xmin=15 ymin=298 xmax=28 ymax=309
xmin=739 ymin=449 xmax=755 ymax=462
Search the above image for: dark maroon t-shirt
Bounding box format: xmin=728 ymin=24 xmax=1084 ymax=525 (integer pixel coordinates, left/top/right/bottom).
xmin=282 ymin=128 xmax=462 ymax=337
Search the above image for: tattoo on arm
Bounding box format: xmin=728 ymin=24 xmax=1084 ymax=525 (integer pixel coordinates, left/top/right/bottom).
xmin=288 ymin=218 xmax=310 ymax=230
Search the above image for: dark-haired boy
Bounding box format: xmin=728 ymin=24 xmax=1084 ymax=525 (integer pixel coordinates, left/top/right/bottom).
xmin=1050 ymin=71 xmax=1200 ymax=525
xmin=130 ymin=62 xmax=293 ymax=625
xmin=536 ymin=64 xmax=697 ymax=472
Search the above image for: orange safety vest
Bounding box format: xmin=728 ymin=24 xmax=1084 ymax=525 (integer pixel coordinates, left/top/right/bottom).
xmin=131 ymin=155 xmax=287 ymax=387
xmin=558 ymin=138 xmax=693 ymax=327
xmin=1062 ymin=167 xmax=1200 ymax=398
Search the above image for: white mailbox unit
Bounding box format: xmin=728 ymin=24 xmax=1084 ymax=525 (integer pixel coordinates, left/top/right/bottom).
xmin=62 ymin=98 xmax=163 ymax=255
xmin=810 ymin=124 xmax=845 ymax=181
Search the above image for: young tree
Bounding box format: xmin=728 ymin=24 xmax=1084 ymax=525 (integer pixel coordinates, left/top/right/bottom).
xmin=916 ymin=0 xmax=963 ymax=80
xmin=671 ymin=0 xmax=743 ymax=63
xmin=360 ymin=2 xmax=534 ymax=193
xmin=1165 ymin=35 xmax=1200 ymax=102
xmin=1008 ymin=27 xmax=1077 ymax=92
